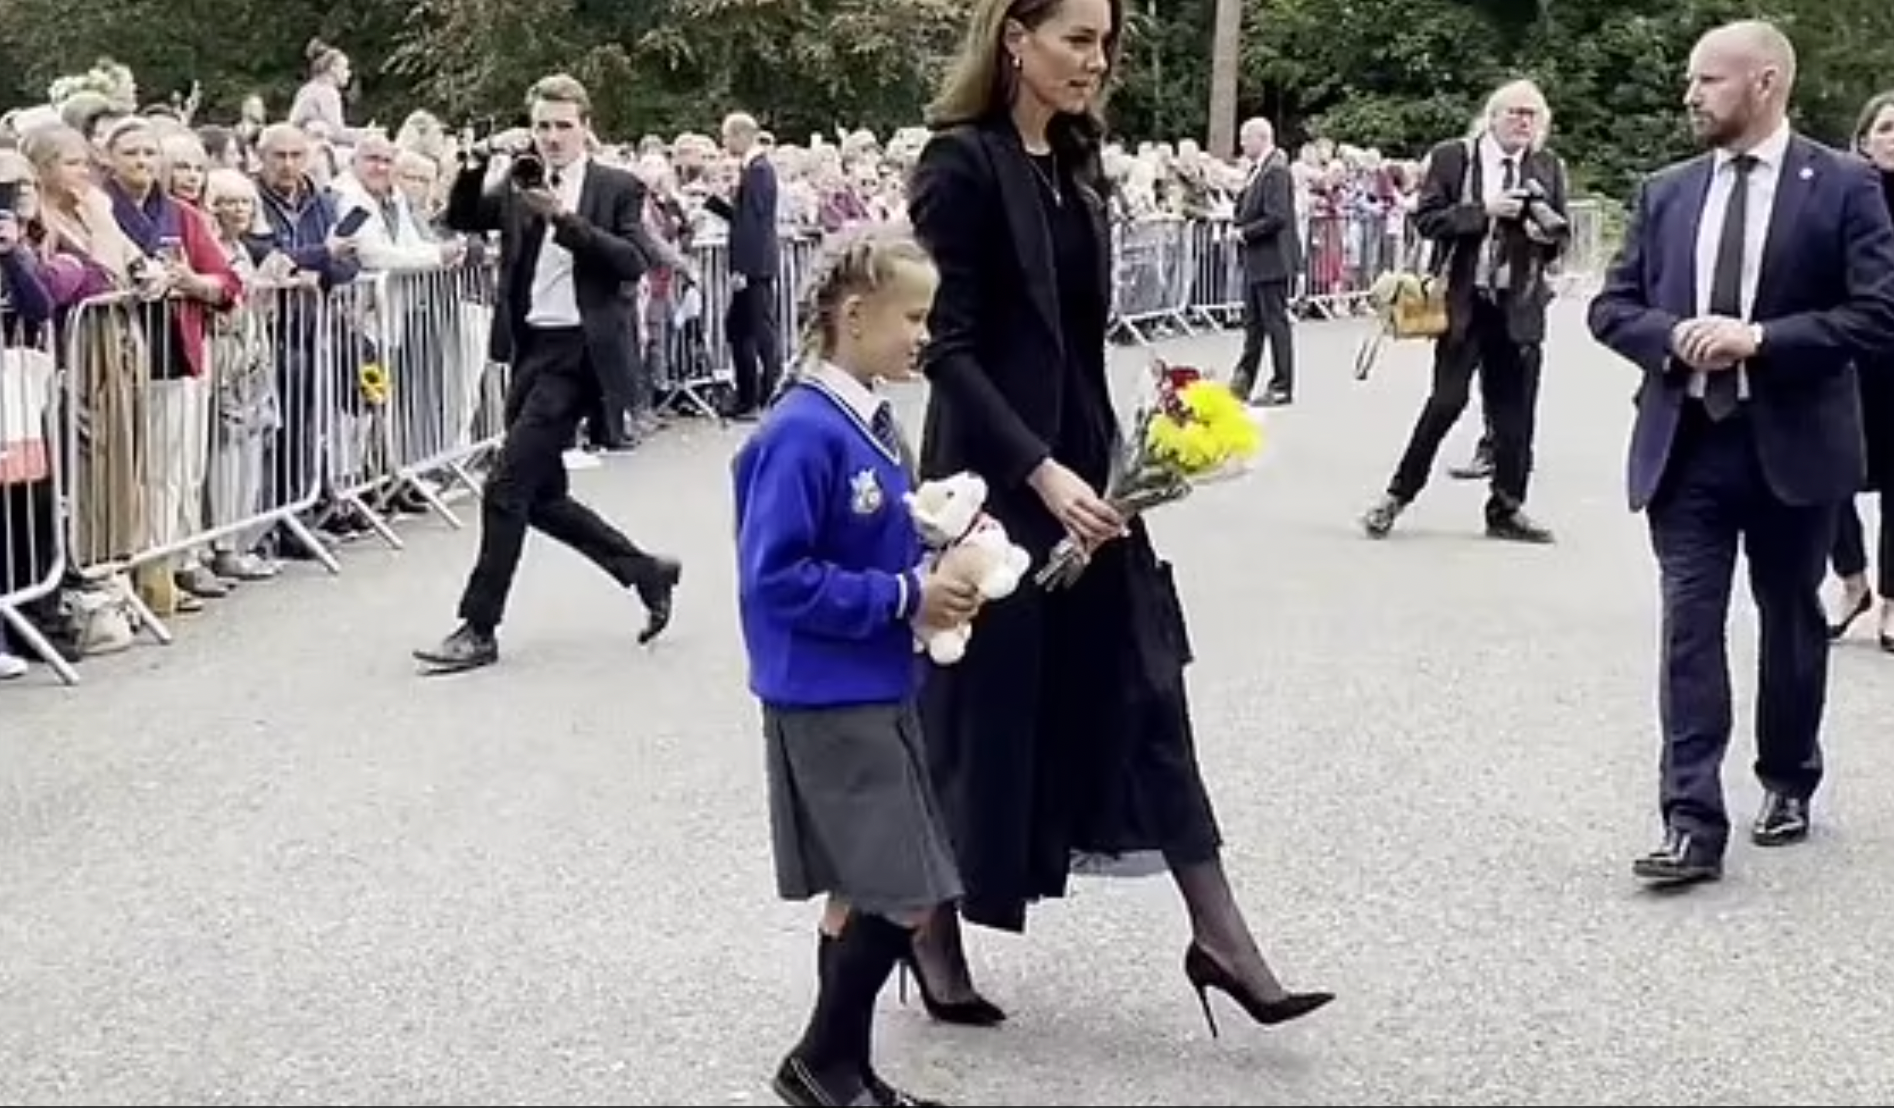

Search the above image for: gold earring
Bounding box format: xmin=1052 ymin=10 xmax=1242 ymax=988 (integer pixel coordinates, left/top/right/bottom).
xmin=1011 ymin=54 xmax=1022 ymax=69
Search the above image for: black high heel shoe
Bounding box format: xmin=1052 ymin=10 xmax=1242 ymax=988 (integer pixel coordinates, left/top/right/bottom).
xmin=895 ymin=949 xmax=1007 ymax=1026
xmin=1183 ymin=942 xmax=1333 ymax=1037
xmin=1829 ymin=591 xmax=1873 ymax=640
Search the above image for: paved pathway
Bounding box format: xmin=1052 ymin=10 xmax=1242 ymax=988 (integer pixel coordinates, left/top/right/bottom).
xmin=6 ymin=305 xmax=1894 ymax=1105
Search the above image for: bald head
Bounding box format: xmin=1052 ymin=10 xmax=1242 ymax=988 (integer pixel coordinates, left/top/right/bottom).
xmin=1686 ymin=19 xmax=1796 ymax=150
xmin=1699 ymin=19 xmax=1797 ymax=89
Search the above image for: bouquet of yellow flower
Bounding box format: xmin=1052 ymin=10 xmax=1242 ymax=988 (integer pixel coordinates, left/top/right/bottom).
xmin=1034 ymin=357 xmax=1262 ymax=590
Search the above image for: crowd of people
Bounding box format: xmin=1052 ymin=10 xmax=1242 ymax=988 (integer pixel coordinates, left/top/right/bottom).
xmin=0 ymin=39 xmax=1452 ymax=681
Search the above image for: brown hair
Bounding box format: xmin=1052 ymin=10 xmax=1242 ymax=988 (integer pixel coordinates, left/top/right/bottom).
xmin=1853 ymin=91 xmax=1894 ymax=154
xmin=528 ymin=74 xmax=592 ymax=121
xmin=925 ymin=0 xmax=1123 ymax=144
xmin=793 ymin=223 xmax=936 ymax=368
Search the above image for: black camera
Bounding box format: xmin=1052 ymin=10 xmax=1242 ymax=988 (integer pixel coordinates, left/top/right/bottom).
xmin=509 ymin=152 xmax=547 ymax=191
xmin=1512 ymin=179 xmax=1568 ymax=237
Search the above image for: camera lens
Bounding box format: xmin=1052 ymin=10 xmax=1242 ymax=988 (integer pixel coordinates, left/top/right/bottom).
xmin=510 ymin=154 xmax=546 ymax=190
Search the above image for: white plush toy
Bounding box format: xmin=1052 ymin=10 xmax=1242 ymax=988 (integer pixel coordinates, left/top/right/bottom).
xmin=904 ymin=471 xmax=1032 ymax=665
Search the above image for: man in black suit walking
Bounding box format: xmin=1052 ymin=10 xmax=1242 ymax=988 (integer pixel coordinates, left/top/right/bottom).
xmin=1227 ymin=117 xmax=1299 ymax=407
xmin=1360 ymin=79 xmax=1567 ymax=544
xmin=414 ymin=74 xmax=683 ymax=674
xmin=1590 ymin=20 xmax=1894 ymax=886
xmin=705 ymin=111 xmax=781 ymax=419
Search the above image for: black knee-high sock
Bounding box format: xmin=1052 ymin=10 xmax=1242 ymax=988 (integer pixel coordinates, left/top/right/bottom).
xmin=795 ymin=913 xmax=910 ymax=1078
xmin=839 ymin=914 xmax=911 ymax=1078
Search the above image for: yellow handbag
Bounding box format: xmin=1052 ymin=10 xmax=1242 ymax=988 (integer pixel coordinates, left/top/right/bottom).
xmin=1354 ymin=265 xmax=1449 ymax=380
xmin=1353 ymin=140 xmax=1478 ymax=380
xmin=1380 ymin=270 xmax=1449 ymax=339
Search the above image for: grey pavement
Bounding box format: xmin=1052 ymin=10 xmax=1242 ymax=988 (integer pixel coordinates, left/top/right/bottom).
xmin=5 ymin=304 xmax=1894 ymax=1106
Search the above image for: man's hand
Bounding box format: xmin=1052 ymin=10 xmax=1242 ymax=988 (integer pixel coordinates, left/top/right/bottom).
xmin=1670 ymin=316 xmax=1758 ymax=370
xmin=519 ymin=187 xmax=564 ymax=219
xmin=1485 ymin=193 xmax=1525 ymax=221
xmin=489 ymin=128 xmax=533 ymax=156
xmin=256 ymin=250 xmax=297 ymax=284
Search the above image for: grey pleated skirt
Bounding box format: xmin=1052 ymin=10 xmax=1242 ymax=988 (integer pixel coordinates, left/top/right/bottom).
xmin=764 ymin=701 xmax=964 ymax=917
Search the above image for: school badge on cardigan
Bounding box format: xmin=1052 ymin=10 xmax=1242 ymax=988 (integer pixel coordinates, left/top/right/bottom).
xmin=850 ymin=469 xmax=884 ymax=515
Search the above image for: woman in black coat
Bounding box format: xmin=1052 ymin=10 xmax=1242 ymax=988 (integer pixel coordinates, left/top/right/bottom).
xmin=1829 ymin=90 xmax=1894 ymax=652
xmin=902 ymin=0 xmax=1331 ymax=1034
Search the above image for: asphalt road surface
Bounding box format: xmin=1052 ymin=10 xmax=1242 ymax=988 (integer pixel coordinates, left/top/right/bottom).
xmin=5 ymin=304 xmax=1894 ymax=1105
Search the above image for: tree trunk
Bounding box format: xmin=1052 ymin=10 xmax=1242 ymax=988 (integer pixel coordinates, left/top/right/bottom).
xmin=1205 ymin=0 xmax=1241 ymax=157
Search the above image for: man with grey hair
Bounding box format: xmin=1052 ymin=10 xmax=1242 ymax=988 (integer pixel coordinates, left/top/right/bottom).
xmin=1228 ymin=116 xmax=1299 ymax=406
xmin=1591 ymin=20 xmax=1894 ymax=887
xmin=705 ymin=111 xmax=781 ymax=418
xmin=1362 ymin=78 xmax=1568 ymax=545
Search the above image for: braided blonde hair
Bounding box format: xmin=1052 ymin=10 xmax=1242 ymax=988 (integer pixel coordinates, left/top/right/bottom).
xmin=783 ymin=223 xmax=935 ymax=398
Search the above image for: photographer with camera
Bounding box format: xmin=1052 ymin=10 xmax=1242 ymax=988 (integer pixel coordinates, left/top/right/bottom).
xmin=1361 ymin=79 xmax=1570 ymax=545
xmin=412 ymin=74 xmax=683 ymax=675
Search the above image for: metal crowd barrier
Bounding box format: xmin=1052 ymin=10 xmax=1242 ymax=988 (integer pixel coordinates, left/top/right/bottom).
xmin=651 ymin=233 xmax=822 ymax=409
xmin=1127 ymin=200 xmax=1609 ymax=340
xmin=325 ymin=266 xmax=508 ymax=541
xmin=0 ymin=261 xmax=509 ymax=686
xmin=1 ymin=319 xmax=76 ymax=684
xmin=1 ymin=205 xmax=1610 ymax=688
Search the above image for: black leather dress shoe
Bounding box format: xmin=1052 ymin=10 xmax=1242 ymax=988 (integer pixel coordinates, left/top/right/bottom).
xmin=413 ymin=623 xmax=499 ymax=673
xmin=1485 ymin=508 xmax=1556 ymax=544
xmin=636 ymin=558 xmax=683 ymax=645
xmin=1751 ymin=792 xmax=1810 ymax=847
xmin=772 ymin=1056 xmax=874 ymax=1107
xmin=1632 ymin=828 xmax=1723 ymax=887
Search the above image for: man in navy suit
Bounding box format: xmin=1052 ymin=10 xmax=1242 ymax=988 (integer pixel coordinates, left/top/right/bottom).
xmin=705 ymin=111 xmax=782 ymax=420
xmin=1589 ymin=20 xmax=1894 ymax=887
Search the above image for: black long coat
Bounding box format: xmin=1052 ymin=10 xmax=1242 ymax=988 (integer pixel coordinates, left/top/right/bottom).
xmin=909 ymin=118 xmax=1220 ymax=933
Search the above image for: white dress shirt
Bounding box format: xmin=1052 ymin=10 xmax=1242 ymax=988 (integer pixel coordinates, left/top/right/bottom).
xmin=526 ymin=157 xmax=589 ymax=328
xmin=805 ymin=362 xmax=888 ymax=435
xmin=1688 ymin=121 xmax=1791 ymax=401
xmin=1477 ymin=133 xmax=1521 ymax=205
xmin=1477 ymin=133 xmax=1524 ymax=289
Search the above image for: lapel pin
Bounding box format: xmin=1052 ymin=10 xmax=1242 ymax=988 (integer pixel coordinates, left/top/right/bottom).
xmin=1799 ymin=166 xmax=1814 ymax=180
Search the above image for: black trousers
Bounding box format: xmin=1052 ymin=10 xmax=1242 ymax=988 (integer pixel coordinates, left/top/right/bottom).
xmin=583 ymin=333 xmax=639 ymax=448
xmin=1229 ymin=278 xmax=1294 ymax=400
xmin=457 ymin=327 xmax=660 ymax=631
xmin=727 ymin=277 xmax=782 ymax=413
xmin=1832 ymin=491 xmax=1894 ymax=598
xmin=1649 ymin=408 xmax=1832 ymax=848
xmin=1388 ymin=296 xmax=1542 ymax=516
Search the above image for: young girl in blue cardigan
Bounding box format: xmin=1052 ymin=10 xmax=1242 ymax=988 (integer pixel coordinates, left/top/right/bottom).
xmin=733 ymin=226 xmax=980 ymax=1107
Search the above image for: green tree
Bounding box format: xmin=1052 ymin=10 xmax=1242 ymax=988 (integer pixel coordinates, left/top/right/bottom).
xmin=4 ymin=0 xmax=1891 ymax=197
